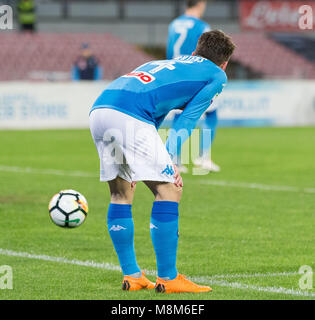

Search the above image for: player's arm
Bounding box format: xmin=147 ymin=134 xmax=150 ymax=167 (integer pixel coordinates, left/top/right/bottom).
xmin=166 ymin=74 xmax=226 ymax=159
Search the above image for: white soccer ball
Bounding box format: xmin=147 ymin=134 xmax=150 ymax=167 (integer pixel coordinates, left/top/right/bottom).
xmin=48 ymin=190 xmax=88 ymax=228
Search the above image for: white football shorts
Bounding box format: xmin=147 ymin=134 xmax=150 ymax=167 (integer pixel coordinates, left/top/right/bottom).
xmin=89 ymin=108 xmax=175 ymax=183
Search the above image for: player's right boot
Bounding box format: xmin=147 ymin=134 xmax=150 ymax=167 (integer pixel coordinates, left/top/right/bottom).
xmin=155 ymin=274 xmax=212 ymax=293
xmin=122 ymin=272 xmax=155 ymax=291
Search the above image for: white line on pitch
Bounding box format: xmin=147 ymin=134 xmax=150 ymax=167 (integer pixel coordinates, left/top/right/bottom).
xmin=1 ymin=164 xmax=315 ymax=194
xmin=0 ymin=165 xmax=98 ymax=178
xmin=0 ymin=248 xmax=122 ymax=272
xmin=1 ymin=248 xmax=313 ymax=298
xmin=207 ymin=271 xmax=298 ymax=279
xmin=194 ymin=278 xmax=315 ymax=298
xmin=199 ymin=180 xmax=315 ymax=194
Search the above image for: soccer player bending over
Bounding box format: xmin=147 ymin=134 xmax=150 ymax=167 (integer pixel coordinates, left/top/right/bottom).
xmin=90 ymin=30 xmax=235 ymax=293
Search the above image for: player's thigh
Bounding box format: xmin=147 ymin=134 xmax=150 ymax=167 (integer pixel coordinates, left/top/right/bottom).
xmin=144 ymin=181 xmax=182 ymax=203
xmin=127 ymin=122 xmax=175 ymax=184
xmin=108 ymin=177 xmax=136 ymax=204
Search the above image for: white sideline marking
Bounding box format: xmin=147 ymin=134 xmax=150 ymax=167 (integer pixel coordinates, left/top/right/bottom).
xmin=1 ymin=248 xmax=314 ymax=298
xmin=207 ymin=271 xmax=298 ymax=279
xmin=195 ymin=278 xmax=315 ymax=298
xmin=0 ymin=248 xmax=121 ymax=272
xmin=1 ymin=165 xmax=314 ymax=194
xmin=0 ymin=165 xmax=98 ymax=178
xmin=200 ymin=180 xmax=315 ymax=194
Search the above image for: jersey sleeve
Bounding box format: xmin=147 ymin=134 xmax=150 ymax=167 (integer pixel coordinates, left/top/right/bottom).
xmin=165 ymin=72 xmax=226 ymax=159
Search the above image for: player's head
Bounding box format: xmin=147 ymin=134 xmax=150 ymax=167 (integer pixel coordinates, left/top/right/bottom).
xmin=194 ymin=30 xmax=236 ymax=70
xmin=80 ymin=43 xmax=92 ymax=58
xmin=185 ymin=0 xmax=207 ymax=18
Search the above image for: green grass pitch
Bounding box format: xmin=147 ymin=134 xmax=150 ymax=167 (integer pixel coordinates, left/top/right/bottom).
xmin=0 ymin=127 xmax=315 ymax=300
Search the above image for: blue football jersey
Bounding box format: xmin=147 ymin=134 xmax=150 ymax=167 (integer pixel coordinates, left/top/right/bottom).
xmin=167 ymin=15 xmax=210 ymax=60
xmin=91 ymin=55 xmax=226 ymax=158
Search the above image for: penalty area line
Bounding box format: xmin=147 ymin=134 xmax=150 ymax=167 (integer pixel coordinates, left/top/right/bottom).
xmin=0 ymin=248 xmax=313 ymax=298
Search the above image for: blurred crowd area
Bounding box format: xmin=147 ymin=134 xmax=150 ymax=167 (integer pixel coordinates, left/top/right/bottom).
xmin=0 ymin=0 xmax=315 ymax=81
xmin=4 ymin=0 xmax=239 ymax=23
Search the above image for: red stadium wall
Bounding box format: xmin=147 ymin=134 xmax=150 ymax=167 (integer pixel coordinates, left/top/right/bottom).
xmin=0 ymin=33 xmax=153 ymax=82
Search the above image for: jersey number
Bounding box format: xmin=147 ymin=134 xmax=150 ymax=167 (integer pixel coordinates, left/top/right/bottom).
xmin=173 ymin=21 xmax=194 ymax=58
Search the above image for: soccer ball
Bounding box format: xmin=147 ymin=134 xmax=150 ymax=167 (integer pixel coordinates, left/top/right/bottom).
xmin=48 ymin=190 xmax=88 ymax=228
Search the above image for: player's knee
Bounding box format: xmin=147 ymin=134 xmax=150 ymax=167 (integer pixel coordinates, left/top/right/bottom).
xmin=108 ymin=178 xmax=135 ymax=204
xmin=157 ymin=183 xmax=183 ymax=203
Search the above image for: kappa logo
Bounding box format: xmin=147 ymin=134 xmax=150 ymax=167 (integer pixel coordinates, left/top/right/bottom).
xmin=150 ymin=223 xmax=158 ymax=230
xmin=109 ymin=225 xmax=127 ymax=232
xmin=161 ymin=165 xmax=175 ymax=176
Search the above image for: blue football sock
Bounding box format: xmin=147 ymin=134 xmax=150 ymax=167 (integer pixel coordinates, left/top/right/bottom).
xmin=150 ymin=201 xmax=179 ymax=280
xmin=107 ymin=203 xmax=141 ymax=276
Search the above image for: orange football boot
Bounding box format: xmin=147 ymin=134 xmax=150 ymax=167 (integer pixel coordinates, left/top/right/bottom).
xmin=122 ymin=272 xmax=155 ymax=291
xmin=155 ymin=274 xmax=212 ymax=293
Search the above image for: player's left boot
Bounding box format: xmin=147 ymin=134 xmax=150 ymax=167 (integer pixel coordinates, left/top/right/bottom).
xmin=155 ymin=274 xmax=212 ymax=293
xmin=122 ymin=272 xmax=155 ymax=291
xmin=193 ymin=157 xmax=221 ymax=172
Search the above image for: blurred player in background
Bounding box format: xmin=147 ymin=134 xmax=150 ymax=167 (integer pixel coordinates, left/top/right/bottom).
xmin=72 ymin=43 xmax=103 ymax=81
xmin=90 ymin=30 xmax=235 ymax=293
xmin=167 ymin=0 xmax=221 ymax=173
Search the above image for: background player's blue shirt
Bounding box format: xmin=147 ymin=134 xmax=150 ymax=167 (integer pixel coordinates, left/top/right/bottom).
xmin=91 ymin=56 xmax=226 ymax=159
xmin=167 ymin=15 xmax=210 ymax=59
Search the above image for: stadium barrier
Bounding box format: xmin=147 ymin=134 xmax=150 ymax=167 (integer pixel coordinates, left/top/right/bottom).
xmin=0 ymin=81 xmax=315 ymax=130
xmin=213 ymin=81 xmax=315 ymax=127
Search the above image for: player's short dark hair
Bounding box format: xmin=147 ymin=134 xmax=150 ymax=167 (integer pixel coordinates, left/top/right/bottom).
xmin=186 ymin=0 xmax=206 ymax=9
xmin=195 ymin=30 xmax=236 ymax=66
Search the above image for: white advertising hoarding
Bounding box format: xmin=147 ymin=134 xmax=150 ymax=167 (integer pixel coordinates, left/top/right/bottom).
xmin=0 ymin=82 xmax=107 ymax=130
xmin=213 ymin=81 xmax=315 ymax=127
xmin=0 ymin=80 xmax=314 ymax=129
